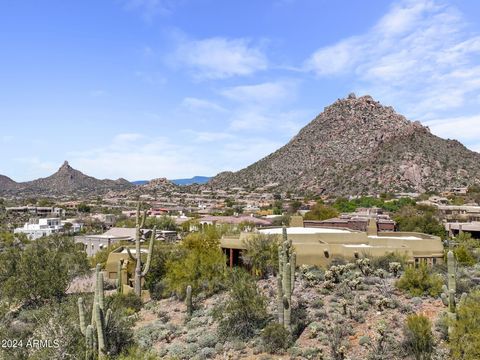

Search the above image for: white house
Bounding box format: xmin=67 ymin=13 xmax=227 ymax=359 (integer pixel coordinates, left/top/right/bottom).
xmin=14 ymin=218 xmax=64 ymax=240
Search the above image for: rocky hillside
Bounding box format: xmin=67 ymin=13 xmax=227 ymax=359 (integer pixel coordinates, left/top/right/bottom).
xmin=209 ymin=94 xmax=480 ymax=195
xmin=0 ymin=175 xmax=17 ymax=191
xmin=0 ymin=161 xmax=134 ymax=197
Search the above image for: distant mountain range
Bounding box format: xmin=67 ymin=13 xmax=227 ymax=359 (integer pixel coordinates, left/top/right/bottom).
xmin=0 ymin=161 xmax=134 ymax=197
xmin=209 ymin=94 xmax=480 ymax=195
xmin=132 ymin=176 xmax=211 ymax=186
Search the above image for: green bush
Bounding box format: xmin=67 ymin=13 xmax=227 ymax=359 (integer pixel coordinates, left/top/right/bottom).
xmin=214 ymin=268 xmax=268 ymax=340
xmin=241 ymin=234 xmax=280 ymax=278
xmin=370 ymin=252 xmax=407 ymax=271
xmin=450 ymin=290 xmax=480 ymax=359
xmin=396 ymin=263 xmax=443 ymax=297
xmin=105 ymin=292 xmax=143 ymax=314
xmin=164 ymin=231 xmax=227 ymax=298
xmin=0 ymin=235 xmax=89 ymax=305
xmin=261 ymin=322 xmax=291 ymax=354
xmin=304 ymin=203 xmax=339 ymax=220
xmin=403 ymin=314 xmax=434 ymax=360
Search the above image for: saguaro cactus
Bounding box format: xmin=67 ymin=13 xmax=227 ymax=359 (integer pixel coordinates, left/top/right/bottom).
xmin=116 ymin=260 xmax=124 ymax=294
xmin=78 ymin=264 xmax=112 ymax=360
xmin=127 ymin=202 xmax=156 ymax=297
xmin=277 ymin=227 xmax=296 ymax=330
xmin=186 ymin=285 xmax=193 ymax=316
xmin=441 ymin=251 xmax=467 ymax=337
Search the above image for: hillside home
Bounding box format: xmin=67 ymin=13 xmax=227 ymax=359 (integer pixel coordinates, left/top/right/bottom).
xmin=14 ymin=218 xmax=64 ymax=240
xmin=220 ymin=219 xmax=443 ymax=268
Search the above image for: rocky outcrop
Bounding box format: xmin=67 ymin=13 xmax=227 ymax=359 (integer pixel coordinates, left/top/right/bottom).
xmin=209 ymin=95 xmax=480 ymax=195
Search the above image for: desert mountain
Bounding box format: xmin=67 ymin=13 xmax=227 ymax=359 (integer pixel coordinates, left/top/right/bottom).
xmin=209 ymin=94 xmax=480 ymax=195
xmin=0 ymin=161 xmax=134 ymax=197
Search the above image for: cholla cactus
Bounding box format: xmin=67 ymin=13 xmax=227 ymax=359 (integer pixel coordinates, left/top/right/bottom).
xmin=277 ymin=227 xmax=296 ymax=330
xmin=78 ymin=264 xmax=112 ymax=360
xmin=377 ymin=297 xmax=391 ymax=311
xmin=440 ymin=251 xmax=467 ymax=337
xmin=356 ymin=258 xmax=372 ymax=276
xmin=388 ymin=262 xmax=401 ymax=277
xmin=127 ymin=202 xmax=156 ymax=297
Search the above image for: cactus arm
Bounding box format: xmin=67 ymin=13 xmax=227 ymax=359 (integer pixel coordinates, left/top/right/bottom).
xmin=277 ymin=275 xmax=284 ymax=325
xmin=78 ymin=298 xmax=86 ymax=336
xmin=105 ymin=308 xmax=112 ymax=328
xmin=96 ymin=264 xmax=105 ymax=311
xmin=95 ymin=303 xmax=106 ymax=359
xmin=126 ymin=247 xmax=137 ymax=261
xmin=283 ymin=262 xmax=292 ymax=329
xmin=85 ymin=325 xmax=94 ymax=360
xmin=141 ymin=226 xmax=156 ymax=277
xmin=290 ymin=252 xmax=296 ymax=292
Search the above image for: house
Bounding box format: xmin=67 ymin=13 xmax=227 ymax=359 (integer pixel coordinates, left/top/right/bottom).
xmin=14 ymin=218 xmax=64 ymax=240
xmin=221 ymin=218 xmax=444 ymax=268
xmin=7 ymin=206 xmax=65 ymax=218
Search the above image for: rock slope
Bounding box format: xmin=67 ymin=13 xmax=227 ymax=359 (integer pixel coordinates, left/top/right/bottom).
xmin=209 ymin=94 xmax=480 ymax=195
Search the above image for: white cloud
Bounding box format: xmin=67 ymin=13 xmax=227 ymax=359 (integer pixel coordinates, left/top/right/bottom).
xmin=221 ymin=81 xmax=295 ymax=104
xmin=181 ymin=97 xmax=226 ymax=112
xmin=123 ymin=0 xmax=173 ymax=22
xmin=424 ymin=115 xmax=480 ymax=141
xmin=174 ymin=37 xmax=268 ymax=79
xmin=65 ymin=131 xmax=288 ymax=179
xmin=305 ymin=0 xmax=480 ymax=120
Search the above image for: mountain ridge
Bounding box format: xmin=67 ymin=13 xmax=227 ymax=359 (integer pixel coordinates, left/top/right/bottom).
xmin=0 ymin=161 xmax=134 ymax=197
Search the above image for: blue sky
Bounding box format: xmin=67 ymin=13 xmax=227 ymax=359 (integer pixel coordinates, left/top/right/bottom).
xmin=1 ymin=0 xmax=479 ymax=181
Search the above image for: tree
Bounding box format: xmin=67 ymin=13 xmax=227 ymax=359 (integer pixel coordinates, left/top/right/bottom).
xmin=241 ymin=234 xmax=280 ymax=278
xmin=1 ymin=235 xmax=89 ymax=305
xmin=164 ymin=230 xmax=226 ymax=298
xmin=450 ymin=290 xmax=480 ymax=359
xmin=77 ymin=203 xmax=91 ymax=213
xmin=304 ymin=202 xmax=339 ymax=221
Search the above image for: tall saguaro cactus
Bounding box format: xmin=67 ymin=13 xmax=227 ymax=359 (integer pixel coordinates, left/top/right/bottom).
xmin=277 ymin=227 xmax=296 ymax=330
xmin=441 ymin=251 xmax=467 ymax=337
xmin=127 ymin=202 xmax=156 ymax=297
xmin=78 ymin=264 xmax=112 ymax=360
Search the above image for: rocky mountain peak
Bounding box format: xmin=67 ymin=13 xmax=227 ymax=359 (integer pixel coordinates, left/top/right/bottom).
xmin=209 ymin=94 xmax=480 ymax=195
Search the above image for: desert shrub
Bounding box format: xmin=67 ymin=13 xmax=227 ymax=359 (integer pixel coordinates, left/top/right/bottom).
xmin=261 ymin=322 xmax=291 ymax=354
xmin=134 ymin=321 xmax=171 ymax=348
xmin=241 ymin=234 xmax=280 ymax=278
xmin=117 ymin=346 xmax=159 ymax=360
xmin=403 ymin=314 xmax=434 ymax=360
xmin=450 ymin=290 xmax=480 ymax=359
xmin=164 ymin=231 xmax=227 ymax=298
xmin=396 ymin=263 xmax=443 ymax=297
xmin=304 ymin=202 xmax=339 ymax=220
xmin=0 ymin=235 xmax=89 ymax=305
xmin=369 ymin=252 xmax=407 ymax=271
xmin=214 ymin=268 xmax=268 ymax=340
xmin=144 ymin=243 xmax=176 ymax=299
xmin=105 ymin=292 xmax=143 ymax=314
xmin=291 ymin=300 xmax=309 ymax=339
